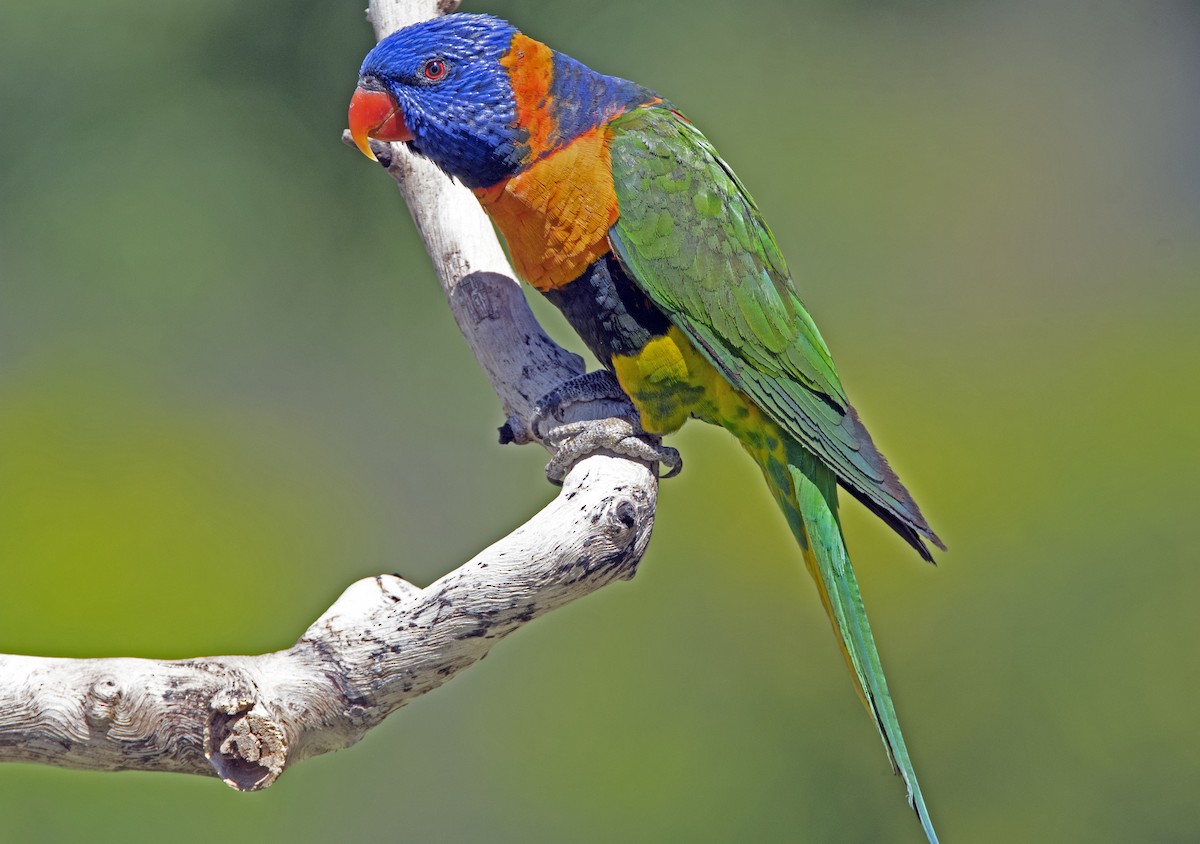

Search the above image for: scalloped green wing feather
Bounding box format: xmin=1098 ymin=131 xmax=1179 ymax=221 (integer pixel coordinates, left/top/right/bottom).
xmin=607 ymin=106 xmax=941 ymax=557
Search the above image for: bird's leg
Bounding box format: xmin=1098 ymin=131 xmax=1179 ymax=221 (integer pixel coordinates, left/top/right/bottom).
xmin=523 ymin=370 xmax=682 ymax=485
xmin=530 ymin=370 xmax=628 ymax=437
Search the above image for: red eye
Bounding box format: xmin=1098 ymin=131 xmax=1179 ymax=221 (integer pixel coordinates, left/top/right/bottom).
xmin=423 ymin=59 xmax=446 ymax=81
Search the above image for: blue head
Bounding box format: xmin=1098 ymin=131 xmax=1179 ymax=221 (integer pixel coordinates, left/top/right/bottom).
xmin=351 ymin=14 xmax=526 ymax=188
xmin=350 ymin=14 xmax=656 ymax=189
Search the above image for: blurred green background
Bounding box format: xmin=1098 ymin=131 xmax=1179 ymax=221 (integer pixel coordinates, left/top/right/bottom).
xmin=2 ymin=0 xmax=1197 ymax=841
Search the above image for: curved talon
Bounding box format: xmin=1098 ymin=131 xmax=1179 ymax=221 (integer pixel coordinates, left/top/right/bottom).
xmin=655 ymin=445 xmax=683 ymax=479
xmin=529 ymin=403 xmax=561 ymax=444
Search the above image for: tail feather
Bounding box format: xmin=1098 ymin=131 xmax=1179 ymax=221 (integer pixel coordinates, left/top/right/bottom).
xmin=760 ymin=439 xmax=939 ymax=844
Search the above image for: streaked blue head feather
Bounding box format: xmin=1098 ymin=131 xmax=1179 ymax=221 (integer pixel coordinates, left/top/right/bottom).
xmin=358 ymin=14 xmax=525 ymax=188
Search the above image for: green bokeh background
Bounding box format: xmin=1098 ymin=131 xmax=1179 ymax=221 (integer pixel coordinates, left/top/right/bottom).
xmin=2 ymin=1 xmax=1197 ymax=841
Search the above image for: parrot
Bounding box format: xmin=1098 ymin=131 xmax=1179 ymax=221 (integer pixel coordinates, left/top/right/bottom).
xmin=348 ymin=13 xmax=945 ymax=842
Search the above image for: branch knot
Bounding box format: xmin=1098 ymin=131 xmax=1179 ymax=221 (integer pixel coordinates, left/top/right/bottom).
xmin=206 ymin=692 xmax=287 ymax=793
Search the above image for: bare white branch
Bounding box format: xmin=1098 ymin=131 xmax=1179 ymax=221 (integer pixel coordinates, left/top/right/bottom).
xmin=0 ymin=456 xmax=653 ymax=790
xmin=0 ymin=0 xmax=660 ymax=789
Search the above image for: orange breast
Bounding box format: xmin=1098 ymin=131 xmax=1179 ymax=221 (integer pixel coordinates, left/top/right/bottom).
xmin=473 ymin=127 xmax=618 ymax=292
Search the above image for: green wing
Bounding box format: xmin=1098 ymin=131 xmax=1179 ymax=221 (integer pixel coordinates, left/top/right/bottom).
xmin=607 ymin=106 xmax=942 ymax=557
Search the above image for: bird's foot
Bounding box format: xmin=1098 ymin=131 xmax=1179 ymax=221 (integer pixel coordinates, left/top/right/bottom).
xmin=526 ymin=370 xmax=682 ymax=484
xmin=541 ymin=417 xmax=682 ymax=485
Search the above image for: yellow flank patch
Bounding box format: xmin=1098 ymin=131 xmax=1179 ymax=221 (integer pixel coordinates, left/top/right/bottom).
xmin=474 ymin=127 xmax=619 ymax=292
xmin=611 ymin=328 xmax=692 ymax=434
xmin=626 ymin=332 xmax=691 ymax=383
xmin=611 ymin=325 xmax=785 ymax=471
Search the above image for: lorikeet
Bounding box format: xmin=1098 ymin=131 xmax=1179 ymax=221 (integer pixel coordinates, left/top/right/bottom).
xmin=349 ymin=14 xmax=944 ymax=841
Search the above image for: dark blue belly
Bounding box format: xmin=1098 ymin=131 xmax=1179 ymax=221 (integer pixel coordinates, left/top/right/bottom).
xmin=542 ymin=253 xmax=672 ymax=365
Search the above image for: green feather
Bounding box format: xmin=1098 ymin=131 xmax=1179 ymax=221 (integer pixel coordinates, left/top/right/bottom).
xmin=605 ymin=105 xmax=943 ymax=842
xmin=789 ymin=448 xmax=938 ymax=844
xmin=608 ymin=106 xmax=943 ymax=558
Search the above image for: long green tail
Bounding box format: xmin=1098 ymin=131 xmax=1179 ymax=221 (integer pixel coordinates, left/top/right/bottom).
xmin=757 ymin=438 xmax=938 ymax=843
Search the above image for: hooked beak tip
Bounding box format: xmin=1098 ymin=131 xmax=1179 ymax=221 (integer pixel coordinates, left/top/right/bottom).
xmin=348 ymin=85 xmax=412 ymax=163
xmin=351 ymin=126 xmax=377 ymax=162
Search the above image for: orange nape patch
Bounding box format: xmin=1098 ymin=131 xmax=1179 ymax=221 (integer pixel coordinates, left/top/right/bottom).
xmin=500 ymin=33 xmax=557 ymax=162
xmin=474 ymin=127 xmax=619 ymax=292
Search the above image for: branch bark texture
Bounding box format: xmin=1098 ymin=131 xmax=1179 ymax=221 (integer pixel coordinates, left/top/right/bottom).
xmin=0 ymin=0 xmax=659 ymax=790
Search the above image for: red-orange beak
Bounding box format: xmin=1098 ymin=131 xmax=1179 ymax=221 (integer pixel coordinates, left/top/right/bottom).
xmin=348 ymin=85 xmax=413 ymax=161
